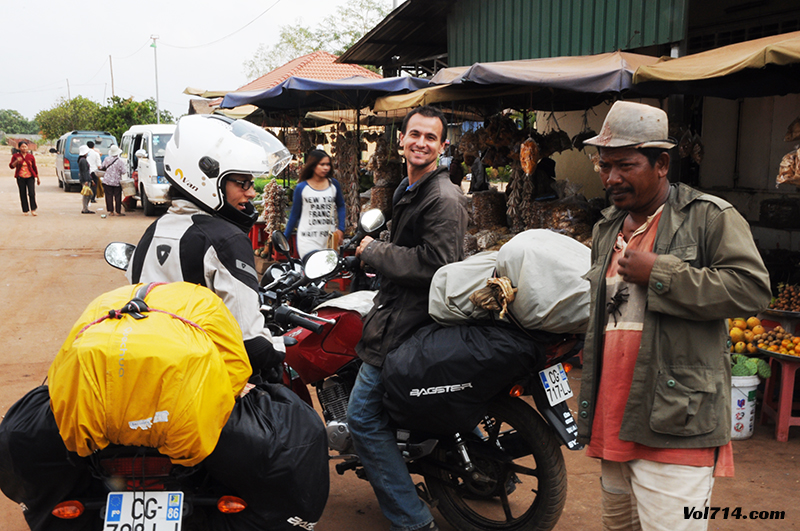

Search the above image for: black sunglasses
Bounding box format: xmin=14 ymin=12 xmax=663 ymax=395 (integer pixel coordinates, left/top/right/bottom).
xmin=228 ymin=177 xmax=255 ymax=191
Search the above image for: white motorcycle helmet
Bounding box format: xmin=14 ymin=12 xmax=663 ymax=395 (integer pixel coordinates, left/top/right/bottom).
xmin=164 ymin=114 xmax=291 ymax=231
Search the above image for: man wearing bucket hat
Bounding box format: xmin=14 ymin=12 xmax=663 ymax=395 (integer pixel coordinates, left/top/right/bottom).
xmin=577 ymin=101 xmax=771 ymax=530
xmin=99 ymin=145 xmax=126 ymax=216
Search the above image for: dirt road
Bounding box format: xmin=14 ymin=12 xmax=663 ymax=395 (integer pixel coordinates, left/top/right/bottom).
xmin=0 ymin=145 xmax=798 ymax=530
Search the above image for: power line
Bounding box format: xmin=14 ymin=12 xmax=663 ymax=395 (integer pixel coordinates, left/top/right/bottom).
xmin=160 ymin=0 xmax=283 ymax=49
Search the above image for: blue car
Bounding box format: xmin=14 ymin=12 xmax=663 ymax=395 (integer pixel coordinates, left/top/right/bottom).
xmin=50 ymin=130 xmax=117 ymax=192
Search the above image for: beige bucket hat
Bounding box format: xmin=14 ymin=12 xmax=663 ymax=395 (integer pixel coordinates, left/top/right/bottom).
xmin=583 ymin=101 xmax=676 ymax=150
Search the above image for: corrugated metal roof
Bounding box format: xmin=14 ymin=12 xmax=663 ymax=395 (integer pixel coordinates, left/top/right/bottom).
xmin=337 ymin=0 xmax=453 ymax=67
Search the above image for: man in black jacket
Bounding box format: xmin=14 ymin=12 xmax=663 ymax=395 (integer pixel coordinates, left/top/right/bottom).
xmin=348 ymin=106 xmax=468 ymax=531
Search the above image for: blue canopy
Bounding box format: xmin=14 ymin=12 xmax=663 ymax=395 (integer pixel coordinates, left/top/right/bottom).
xmin=220 ymin=75 xmax=430 ymax=113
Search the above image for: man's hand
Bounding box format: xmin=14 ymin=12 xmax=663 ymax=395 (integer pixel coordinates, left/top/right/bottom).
xmin=356 ymin=235 xmax=374 ymax=258
xmin=617 ymin=249 xmax=658 ymax=286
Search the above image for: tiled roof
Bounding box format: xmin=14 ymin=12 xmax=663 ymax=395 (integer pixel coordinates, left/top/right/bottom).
xmin=236 ymin=51 xmax=381 ymax=93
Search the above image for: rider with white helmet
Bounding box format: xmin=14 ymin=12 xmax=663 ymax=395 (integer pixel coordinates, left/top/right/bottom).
xmin=128 ymin=114 xmax=291 ymax=380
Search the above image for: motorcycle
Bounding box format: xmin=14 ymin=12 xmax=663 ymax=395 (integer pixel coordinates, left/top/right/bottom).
xmin=26 ymin=245 xmax=329 ymax=531
xmin=260 ymin=211 xmax=584 ymax=531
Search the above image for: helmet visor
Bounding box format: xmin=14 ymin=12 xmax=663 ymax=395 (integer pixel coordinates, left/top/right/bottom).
xmin=230 ymin=119 xmax=292 ymax=177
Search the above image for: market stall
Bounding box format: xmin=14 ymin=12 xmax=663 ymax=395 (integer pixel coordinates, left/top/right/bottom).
xmin=372 ymin=51 xmax=662 ymax=251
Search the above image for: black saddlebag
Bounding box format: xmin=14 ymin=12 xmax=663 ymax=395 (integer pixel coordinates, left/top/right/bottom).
xmin=381 ymin=323 xmax=548 ymax=435
xmin=204 ymin=382 xmax=329 ymax=531
xmin=0 ymin=386 xmax=94 ymax=531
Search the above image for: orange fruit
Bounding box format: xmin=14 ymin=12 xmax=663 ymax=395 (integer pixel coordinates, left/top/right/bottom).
xmin=729 ymin=327 xmax=745 ymax=344
xmin=734 ymin=342 xmax=747 ymax=354
xmin=743 ymin=330 xmax=755 ymax=343
xmin=794 ymin=337 xmax=800 ymax=345
xmin=746 ymin=316 xmax=761 ymax=329
xmin=731 ymin=318 xmax=748 ymax=331
xmin=752 ymin=325 xmax=766 ymax=336
xmin=747 ymin=343 xmax=758 ymax=354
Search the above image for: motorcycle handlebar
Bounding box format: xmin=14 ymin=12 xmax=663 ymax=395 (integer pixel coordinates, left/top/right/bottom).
xmin=274 ymin=305 xmax=325 ymax=334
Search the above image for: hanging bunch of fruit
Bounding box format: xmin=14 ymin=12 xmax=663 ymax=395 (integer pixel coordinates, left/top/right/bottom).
xmin=331 ymin=122 xmax=361 ymax=234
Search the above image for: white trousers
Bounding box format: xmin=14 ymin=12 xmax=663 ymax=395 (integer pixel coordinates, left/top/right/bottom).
xmin=600 ymin=459 xmax=715 ymax=531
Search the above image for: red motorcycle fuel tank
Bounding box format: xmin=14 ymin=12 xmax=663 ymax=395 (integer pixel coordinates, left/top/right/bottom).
xmin=283 ymin=307 xmax=363 ymax=384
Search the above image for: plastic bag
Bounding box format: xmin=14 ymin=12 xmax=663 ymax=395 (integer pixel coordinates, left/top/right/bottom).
xmin=80 ymin=184 xmax=92 ymax=196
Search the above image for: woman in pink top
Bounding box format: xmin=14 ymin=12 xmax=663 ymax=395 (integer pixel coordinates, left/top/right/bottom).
xmin=8 ymin=140 xmax=39 ymax=216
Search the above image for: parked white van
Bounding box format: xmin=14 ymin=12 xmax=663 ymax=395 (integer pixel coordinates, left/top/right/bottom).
xmin=120 ymin=124 xmax=176 ymax=216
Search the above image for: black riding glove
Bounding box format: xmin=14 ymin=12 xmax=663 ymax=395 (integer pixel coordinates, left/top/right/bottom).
xmin=243 ymin=336 xmax=285 ymax=381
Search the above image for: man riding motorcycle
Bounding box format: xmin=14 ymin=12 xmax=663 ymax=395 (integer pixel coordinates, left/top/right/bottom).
xmin=127 ymin=114 xmax=292 ymax=381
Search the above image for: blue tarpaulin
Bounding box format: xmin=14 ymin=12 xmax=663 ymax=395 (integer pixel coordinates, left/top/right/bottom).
xmin=220 ymin=75 xmax=431 ymax=113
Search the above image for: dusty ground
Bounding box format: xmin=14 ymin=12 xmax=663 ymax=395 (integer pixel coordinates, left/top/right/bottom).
xmin=0 ymin=144 xmax=798 ymax=530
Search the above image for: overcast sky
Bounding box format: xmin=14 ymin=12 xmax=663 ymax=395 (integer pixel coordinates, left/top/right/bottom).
xmin=0 ymin=0 xmax=352 ymax=121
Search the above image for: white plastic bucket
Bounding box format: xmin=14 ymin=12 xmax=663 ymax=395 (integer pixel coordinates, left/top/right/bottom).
xmin=731 ymin=375 xmax=760 ymax=440
xmin=121 ymin=178 xmax=136 ymax=198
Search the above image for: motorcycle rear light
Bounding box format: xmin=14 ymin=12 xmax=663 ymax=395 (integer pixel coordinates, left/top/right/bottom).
xmin=509 ymin=384 xmax=525 ymax=397
xmin=126 ymin=478 xmax=166 ymax=490
xmin=100 ymin=456 xmax=173 ymax=477
xmin=563 ymin=362 xmax=573 ymax=373
xmin=52 ymin=501 xmax=84 ymax=519
xmin=217 ymin=496 xmax=247 ymax=514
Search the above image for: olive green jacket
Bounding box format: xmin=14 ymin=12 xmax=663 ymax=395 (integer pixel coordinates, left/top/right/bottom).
xmin=576 ymin=183 xmax=771 ymax=449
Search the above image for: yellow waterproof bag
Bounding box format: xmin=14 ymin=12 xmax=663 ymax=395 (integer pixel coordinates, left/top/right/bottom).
xmin=48 ymin=282 xmax=252 ymax=466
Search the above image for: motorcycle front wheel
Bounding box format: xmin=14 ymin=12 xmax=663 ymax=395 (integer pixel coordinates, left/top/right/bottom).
xmin=424 ymin=396 xmax=567 ymax=531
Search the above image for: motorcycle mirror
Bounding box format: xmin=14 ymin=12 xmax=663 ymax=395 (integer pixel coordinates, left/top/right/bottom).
xmin=104 ymin=242 xmax=136 ymax=271
xmin=271 ymin=231 xmax=291 ymax=255
xmin=303 ymin=249 xmax=339 ymax=280
xmin=359 ymin=209 xmax=385 ymax=234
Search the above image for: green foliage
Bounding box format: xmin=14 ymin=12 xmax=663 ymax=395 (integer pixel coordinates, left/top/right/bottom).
xmin=33 ymin=96 xmax=173 ymax=143
xmin=243 ymin=0 xmax=392 ymax=80
xmin=0 ymin=109 xmax=38 ymax=134
xmin=95 ymin=97 xmax=175 ymax=144
xmin=35 ymin=96 xmax=100 ymax=140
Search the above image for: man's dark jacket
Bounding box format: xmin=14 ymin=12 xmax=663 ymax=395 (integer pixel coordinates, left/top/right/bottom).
xmin=357 ymin=166 xmax=468 ymax=367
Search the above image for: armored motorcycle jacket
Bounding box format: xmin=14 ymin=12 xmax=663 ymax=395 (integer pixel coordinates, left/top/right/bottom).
xmin=128 ymin=199 xmax=281 ymax=373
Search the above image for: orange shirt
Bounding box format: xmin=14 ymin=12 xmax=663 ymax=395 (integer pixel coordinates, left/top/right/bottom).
xmin=585 ymin=207 xmax=734 ymax=477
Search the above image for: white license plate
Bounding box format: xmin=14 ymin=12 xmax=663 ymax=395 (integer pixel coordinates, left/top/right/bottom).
xmin=538 ymin=363 xmax=573 ymax=406
xmin=104 ymin=491 xmax=183 ymax=531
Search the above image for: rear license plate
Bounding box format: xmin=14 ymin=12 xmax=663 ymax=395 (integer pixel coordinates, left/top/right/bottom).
xmin=539 ymin=363 xmax=573 ymax=406
xmin=104 ymin=491 xmax=183 ymax=531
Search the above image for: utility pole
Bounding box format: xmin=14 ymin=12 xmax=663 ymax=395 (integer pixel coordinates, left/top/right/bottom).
xmin=109 ymin=55 xmax=115 ymax=97
xmin=150 ymin=35 xmax=160 ymax=124
xmin=66 ymin=78 xmax=71 ymax=100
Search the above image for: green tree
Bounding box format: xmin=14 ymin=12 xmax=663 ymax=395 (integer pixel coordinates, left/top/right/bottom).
xmin=244 ymin=23 xmax=324 ymax=79
xmin=323 ymin=0 xmax=392 ymax=56
xmin=95 ymin=97 xmax=175 ymax=144
xmin=35 ymin=96 xmax=101 ymax=140
xmin=243 ymin=0 xmax=391 ymax=80
xmin=0 ymin=109 xmax=38 ymax=134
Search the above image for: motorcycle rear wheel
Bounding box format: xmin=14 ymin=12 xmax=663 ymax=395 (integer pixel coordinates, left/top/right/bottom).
xmin=424 ymin=396 xmax=567 ymax=531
